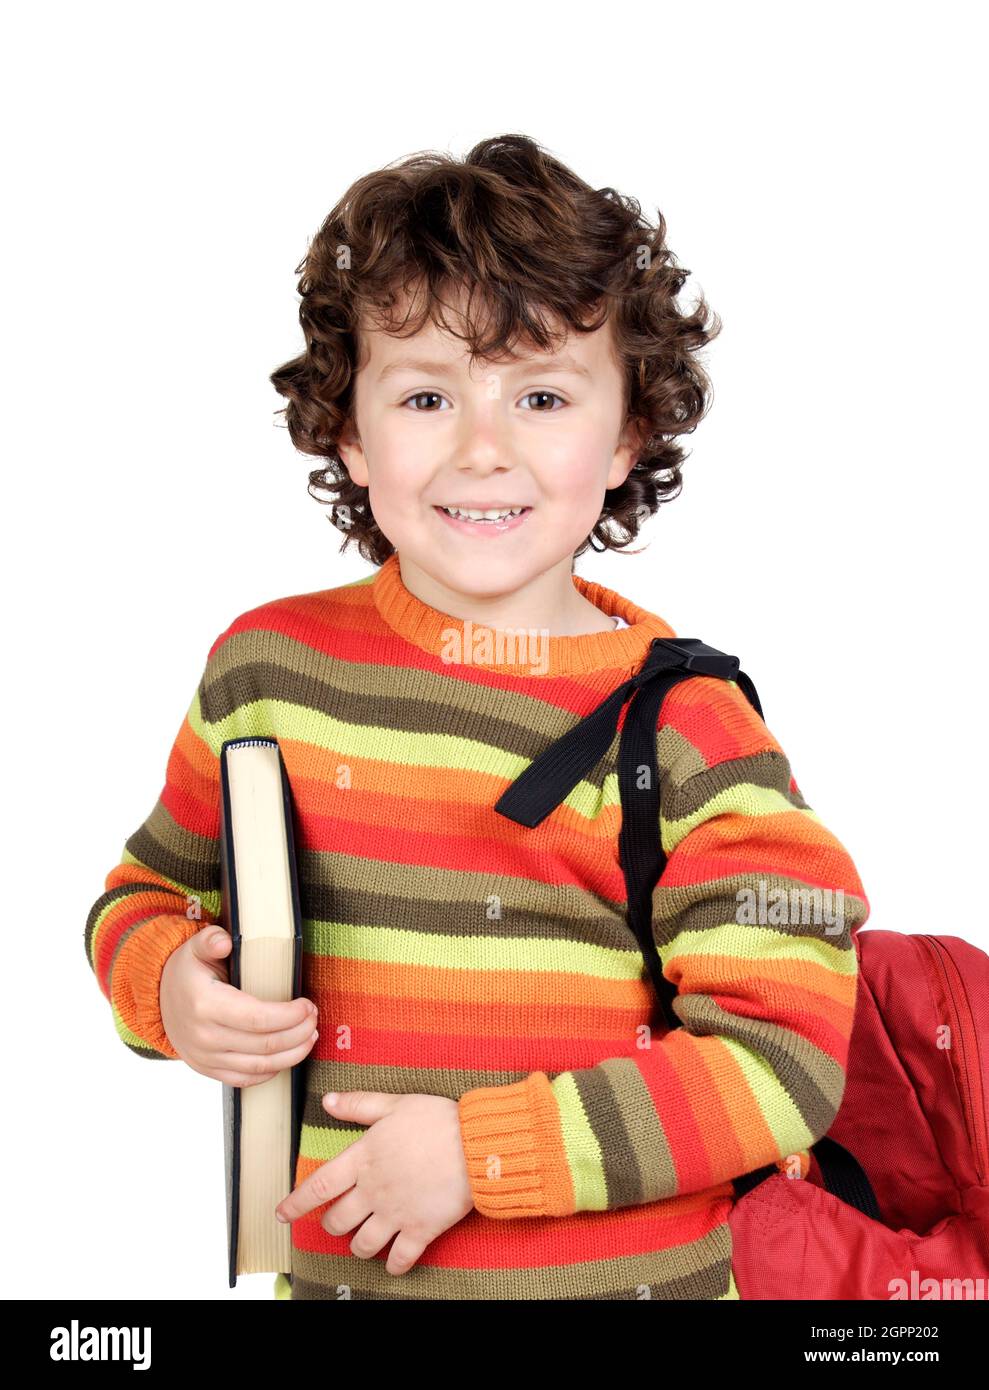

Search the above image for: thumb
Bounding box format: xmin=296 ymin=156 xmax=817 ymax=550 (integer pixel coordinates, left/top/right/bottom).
xmin=191 ymin=925 xmax=231 ymax=960
xmin=322 ymin=1090 xmax=397 ymax=1124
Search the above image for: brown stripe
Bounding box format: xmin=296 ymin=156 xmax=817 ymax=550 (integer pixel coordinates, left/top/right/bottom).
xmin=302 ymin=1062 xmax=564 ymax=1123
xmin=662 ymin=748 xmax=811 ymax=821
xmin=124 ymin=807 xmax=219 ymax=899
xmin=571 ymin=1061 xmax=662 ymax=1207
xmin=578 ymin=1056 xmax=678 ymax=1206
xmin=301 ymin=855 xmax=637 ymax=951
xmin=651 ymin=870 xmax=867 ymax=951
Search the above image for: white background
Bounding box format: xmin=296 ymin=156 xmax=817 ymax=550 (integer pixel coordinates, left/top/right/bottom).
xmin=2 ymin=0 xmax=985 ymax=1301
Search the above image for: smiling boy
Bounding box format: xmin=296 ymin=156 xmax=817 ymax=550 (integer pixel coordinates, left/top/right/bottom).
xmin=270 ymin=277 xmax=648 ymax=1266
xmin=85 ymin=133 xmax=869 ymax=1300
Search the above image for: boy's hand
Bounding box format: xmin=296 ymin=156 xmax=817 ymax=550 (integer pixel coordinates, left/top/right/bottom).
xmin=159 ymin=922 xmax=319 ymax=1085
xmin=274 ymin=1091 xmax=475 ymax=1277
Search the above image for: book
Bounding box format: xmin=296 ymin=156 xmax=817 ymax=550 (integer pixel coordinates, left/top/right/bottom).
xmin=218 ymin=737 xmax=306 ymax=1289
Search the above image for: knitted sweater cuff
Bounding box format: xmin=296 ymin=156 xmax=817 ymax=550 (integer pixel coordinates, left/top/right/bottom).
xmin=457 ymin=1072 xmax=575 ymax=1219
xmin=111 ymin=913 xmax=205 ymax=1058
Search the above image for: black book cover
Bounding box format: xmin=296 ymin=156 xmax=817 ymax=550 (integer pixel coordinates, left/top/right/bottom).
xmin=218 ymin=737 xmax=306 ymax=1290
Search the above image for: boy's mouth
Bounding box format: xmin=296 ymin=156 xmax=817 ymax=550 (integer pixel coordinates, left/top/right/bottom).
xmin=433 ymin=505 xmax=533 ymax=536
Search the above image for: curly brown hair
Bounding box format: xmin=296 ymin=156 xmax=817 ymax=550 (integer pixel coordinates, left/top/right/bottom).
xmin=269 ymin=133 xmax=721 ymax=568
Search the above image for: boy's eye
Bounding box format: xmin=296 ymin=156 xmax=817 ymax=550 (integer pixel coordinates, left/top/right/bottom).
xmin=402 ymin=391 xmax=448 ymax=412
xmin=400 ymin=390 xmax=567 ymax=412
xmin=520 ymin=391 xmax=566 ymax=411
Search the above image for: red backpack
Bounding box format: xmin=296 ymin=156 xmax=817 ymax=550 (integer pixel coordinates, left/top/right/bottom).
xmin=495 ymin=637 xmax=989 ymax=1300
xmin=730 ymin=927 xmax=989 ymax=1299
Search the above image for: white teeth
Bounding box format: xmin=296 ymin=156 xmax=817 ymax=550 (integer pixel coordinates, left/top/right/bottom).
xmin=440 ymin=506 xmax=526 ymax=521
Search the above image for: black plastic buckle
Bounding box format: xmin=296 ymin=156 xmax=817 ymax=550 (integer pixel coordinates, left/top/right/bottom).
xmin=652 ymin=637 xmax=740 ymax=682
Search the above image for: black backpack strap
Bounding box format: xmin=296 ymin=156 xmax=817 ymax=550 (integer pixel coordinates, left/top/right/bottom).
xmin=495 ymin=637 xmax=751 ymax=1030
xmin=616 ymin=653 xmax=712 ymax=1029
xmin=808 ymin=1136 xmax=882 ymax=1220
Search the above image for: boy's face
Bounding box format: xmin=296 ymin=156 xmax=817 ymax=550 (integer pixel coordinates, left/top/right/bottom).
xmin=337 ymin=281 xmax=641 ymax=611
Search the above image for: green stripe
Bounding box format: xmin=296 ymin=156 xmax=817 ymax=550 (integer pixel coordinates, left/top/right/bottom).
xmin=659 ymin=922 xmax=858 ymax=973
xmin=663 ymin=781 xmax=818 ymax=852
xmin=300 ymin=1122 xmax=364 ymax=1163
xmin=723 ymin=1037 xmax=817 ymax=1151
xmin=306 ymin=918 xmax=644 ymax=978
xmin=551 ymin=1071 xmax=610 ymax=1210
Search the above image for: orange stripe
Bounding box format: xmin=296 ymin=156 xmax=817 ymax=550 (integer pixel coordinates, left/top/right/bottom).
xmin=666 ymin=808 xmax=866 ymax=893
xmin=310 ymin=954 xmax=651 ymax=1010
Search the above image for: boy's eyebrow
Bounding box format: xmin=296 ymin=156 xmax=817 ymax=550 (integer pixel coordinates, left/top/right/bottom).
xmin=376 ymin=353 xmax=593 ymax=383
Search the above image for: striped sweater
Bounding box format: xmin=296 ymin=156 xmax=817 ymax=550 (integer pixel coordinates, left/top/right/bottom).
xmin=84 ymin=551 xmax=869 ymax=1300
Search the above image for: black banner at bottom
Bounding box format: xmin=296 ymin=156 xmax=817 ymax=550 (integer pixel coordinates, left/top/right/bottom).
xmin=14 ymin=1295 xmax=985 ymax=1373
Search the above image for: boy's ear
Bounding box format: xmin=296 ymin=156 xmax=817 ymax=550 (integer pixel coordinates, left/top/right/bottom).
xmin=336 ymin=428 xmax=368 ymax=487
xmin=606 ymin=418 xmax=647 ymax=490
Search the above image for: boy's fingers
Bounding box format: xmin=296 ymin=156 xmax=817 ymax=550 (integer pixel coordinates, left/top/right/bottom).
xmin=210 ymin=1010 xmax=318 ymax=1057
xmin=211 ymin=980 xmax=317 ymax=1033
xmin=386 ymin=1233 xmax=427 ymax=1277
xmin=213 ymin=1030 xmax=317 ymax=1079
xmin=276 ymin=1151 xmax=358 ymax=1224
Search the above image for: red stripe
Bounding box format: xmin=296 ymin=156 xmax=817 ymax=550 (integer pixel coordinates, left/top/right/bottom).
xmin=308 ymin=1023 xmax=651 ymax=1072
xmin=293 ymin=795 xmax=627 ymax=895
